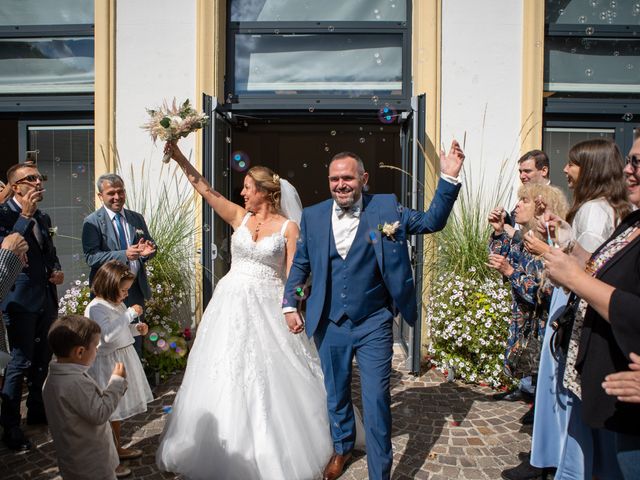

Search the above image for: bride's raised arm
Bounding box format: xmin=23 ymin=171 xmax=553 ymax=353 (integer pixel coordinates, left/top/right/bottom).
xmin=165 ymin=141 xmax=246 ymax=228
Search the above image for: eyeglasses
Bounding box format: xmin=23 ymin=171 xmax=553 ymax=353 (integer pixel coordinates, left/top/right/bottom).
xmin=15 ymin=174 xmax=46 ymax=184
xmin=626 ymin=155 xmax=640 ymax=170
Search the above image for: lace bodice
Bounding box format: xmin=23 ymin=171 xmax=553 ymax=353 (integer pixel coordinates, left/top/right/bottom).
xmin=229 ymin=213 xmax=289 ymax=281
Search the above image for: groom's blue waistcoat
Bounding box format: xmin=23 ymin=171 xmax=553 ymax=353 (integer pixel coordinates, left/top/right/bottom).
xmin=284 ymin=179 xmax=461 ymax=337
xmin=327 ymin=223 xmax=390 ymax=323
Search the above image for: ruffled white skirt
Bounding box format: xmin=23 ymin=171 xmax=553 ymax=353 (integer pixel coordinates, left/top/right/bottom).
xmin=89 ymin=344 xmax=154 ymax=421
xmin=156 ymin=271 xmax=333 ymax=480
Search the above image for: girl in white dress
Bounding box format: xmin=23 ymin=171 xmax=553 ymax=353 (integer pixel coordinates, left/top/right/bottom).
xmin=85 ymin=260 xmax=154 ymax=464
xmin=156 ymin=142 xmax=334 ymax=480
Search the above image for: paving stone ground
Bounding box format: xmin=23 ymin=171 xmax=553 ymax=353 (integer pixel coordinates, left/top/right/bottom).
xmin=1 ymin=348 xmax=533 ymax=479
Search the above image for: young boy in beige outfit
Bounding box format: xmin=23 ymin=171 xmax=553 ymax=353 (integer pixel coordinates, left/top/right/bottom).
xmin=43 ymin=315 xmax=129 ymax=479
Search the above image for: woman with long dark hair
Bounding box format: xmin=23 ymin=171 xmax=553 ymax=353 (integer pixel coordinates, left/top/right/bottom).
xmin=525 ymin=139 xmax=631 ymax=480
xmin=543 ymin=136 xmax=640 ymax=479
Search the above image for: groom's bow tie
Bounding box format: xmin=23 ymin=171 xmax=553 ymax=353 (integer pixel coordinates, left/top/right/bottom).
xmin=335 ymin=205 xmax=361 ymax=218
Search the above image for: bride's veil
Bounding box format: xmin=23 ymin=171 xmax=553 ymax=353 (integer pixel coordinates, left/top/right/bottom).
xmin=279 ymin=178 xmax=303 ymax=225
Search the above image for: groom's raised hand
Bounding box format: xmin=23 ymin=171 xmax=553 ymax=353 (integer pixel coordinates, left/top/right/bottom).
xmin=284 ymin=311 xmax=305 ymax=335
xmin=440 ymin=139 xmax=466 ymax=178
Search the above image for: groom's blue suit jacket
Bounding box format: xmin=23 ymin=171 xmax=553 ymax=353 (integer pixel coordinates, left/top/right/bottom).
xmin=284 ymin=178 xmax=461 ymax=337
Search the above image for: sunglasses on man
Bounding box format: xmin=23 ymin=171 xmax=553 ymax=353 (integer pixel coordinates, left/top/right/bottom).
xmin=626 ymin=155 xmax=640 ymax=170
xmin=14 ymin=174 xmax=47 ymax=185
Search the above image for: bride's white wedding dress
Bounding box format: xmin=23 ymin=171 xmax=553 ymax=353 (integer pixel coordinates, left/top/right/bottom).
xmin=156 ymin=214 xmax=333 ymax=480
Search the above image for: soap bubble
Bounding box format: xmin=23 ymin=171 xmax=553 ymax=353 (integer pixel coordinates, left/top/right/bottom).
xmin=230 ymin=151 xmax=250 ymax=172
xmin=378 ymin=105 xmax=397 ymax=124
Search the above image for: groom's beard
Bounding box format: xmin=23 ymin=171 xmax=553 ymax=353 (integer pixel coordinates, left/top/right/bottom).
xmin=332 ymin=187 xmax=361 ymax=209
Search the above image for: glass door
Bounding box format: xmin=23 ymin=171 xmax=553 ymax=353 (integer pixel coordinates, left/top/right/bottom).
xmin=397 ymin=94 xmax=426 ymax=374
xmin=23 ymin=121 xmax=94 ymax=286
xmin=202 ymin=95 xmax=233 ymax=307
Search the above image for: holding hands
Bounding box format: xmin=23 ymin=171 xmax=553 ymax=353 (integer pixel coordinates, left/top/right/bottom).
xmin=284 ymin=311 xmax=305 ymax=335
xmin=440 ymin=140 xmax=466 ymax=178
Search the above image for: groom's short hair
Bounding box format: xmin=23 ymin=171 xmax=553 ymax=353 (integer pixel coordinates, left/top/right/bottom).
xmin=330 ymin=152 xmax=365 ymax=177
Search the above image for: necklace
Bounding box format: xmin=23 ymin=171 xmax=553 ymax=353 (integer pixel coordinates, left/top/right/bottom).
xmin=252 ymin=214 xmax=274 ymax=241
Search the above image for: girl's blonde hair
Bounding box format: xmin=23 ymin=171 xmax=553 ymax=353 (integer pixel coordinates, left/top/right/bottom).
xmin=517 ymin=183 xmax=569 ymax=239
xmin=247 ymin=166 xmax=281 ymax=212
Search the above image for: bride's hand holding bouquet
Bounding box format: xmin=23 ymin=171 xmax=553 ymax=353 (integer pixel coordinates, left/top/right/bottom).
xmin=141 ymin=98 xmax=208 ymax=163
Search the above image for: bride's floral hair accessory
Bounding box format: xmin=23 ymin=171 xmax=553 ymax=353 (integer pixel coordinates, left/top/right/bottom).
xmin=247 ymin=166 xmax=282 ymax=211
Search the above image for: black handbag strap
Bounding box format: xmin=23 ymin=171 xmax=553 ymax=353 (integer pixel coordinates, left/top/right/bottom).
xmin=549 ymin=292 xmax=579 ymax=360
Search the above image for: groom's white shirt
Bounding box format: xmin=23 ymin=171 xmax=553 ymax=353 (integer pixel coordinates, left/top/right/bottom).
xmin=281 ymin=174 xmax=459 ymax=314
xmin=332 ymin=196 xmax=363 ymax=259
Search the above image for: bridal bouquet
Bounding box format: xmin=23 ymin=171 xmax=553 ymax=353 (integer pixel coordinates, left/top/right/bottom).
xmin=141 ymin=98 xmax=209 ymax=162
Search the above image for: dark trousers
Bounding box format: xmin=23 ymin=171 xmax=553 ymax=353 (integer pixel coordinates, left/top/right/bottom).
xmin=1 ymin=310 xmax=54 ymax=428
xmin=314 ymin=308 xmax=394 ymax=480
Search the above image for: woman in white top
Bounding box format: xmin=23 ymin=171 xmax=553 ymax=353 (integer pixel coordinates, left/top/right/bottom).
xmin=525 ymin=139 xmax=631 ymax=479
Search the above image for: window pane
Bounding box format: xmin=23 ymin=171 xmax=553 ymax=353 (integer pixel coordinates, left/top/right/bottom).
xmin=546 ymin=0 xmax=640 ymax=26
xmin=28 ymin=125 xmax=95 ymax=287
xmin=0 ymin=37 xmax=94 ymax=93
xmin=234 ymin=34 xmax=402 ymax=94
xmin=544 ymin=36 xmax=640 ymax=93
xmin=0 ymin=0 xmax=93 ymax=26
xmin=543 ymin=127 xmax=615 ymax=191
xmin=230 ymin=0 xmax=406 ymax=22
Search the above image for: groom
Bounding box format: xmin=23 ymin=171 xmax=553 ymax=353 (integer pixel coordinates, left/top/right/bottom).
xmin=283 ymin=141 xmax=465 ymax=480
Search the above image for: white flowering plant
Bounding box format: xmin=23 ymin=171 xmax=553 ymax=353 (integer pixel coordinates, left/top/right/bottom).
xmin=142 ymin=264 xmax=192 ymax=380
xmin=58 ymin=275 xmax=91 ymax=316
xmin=426 ymin=270 xmax=512 ymax=387
xmin=424 ymin=149 xmax=516 ymax=388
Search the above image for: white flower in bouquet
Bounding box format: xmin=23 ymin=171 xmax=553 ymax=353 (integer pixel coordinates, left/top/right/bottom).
xmin=141 ymin=98 xmax=209 ymax=163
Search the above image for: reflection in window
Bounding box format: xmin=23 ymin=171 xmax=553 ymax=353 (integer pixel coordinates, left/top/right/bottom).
xmin=230 ymin=0 xmax=406 ymax=22
xmin=545 ymin=37 xmax=639 ymax=93
xmin=543 ymin=127 xmax=615 ymax=191
xmin=0 ymin=0 xmax=93 ymax=26
xmin=546 ymin=0 xmax=640 ymax=26
xmin=234 ymin=34 xmax=402 ymax=94
xmin=29 ymin=126 xmax=94 ymax=286
xmin=0 ymin=37 xmax=94 ymax=93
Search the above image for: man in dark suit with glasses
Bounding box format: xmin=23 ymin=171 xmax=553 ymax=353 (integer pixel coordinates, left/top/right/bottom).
xmin=0 ymin=163 xmax=63 ymax=451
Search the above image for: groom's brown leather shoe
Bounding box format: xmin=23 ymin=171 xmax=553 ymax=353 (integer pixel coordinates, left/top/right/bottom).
xmin=323 ymin=452 xmax=352 ymax=480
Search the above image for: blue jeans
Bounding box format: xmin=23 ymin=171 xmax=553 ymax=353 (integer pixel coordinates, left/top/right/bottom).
xmin=1 ymin=310 xmax=54 ymax=428
xmin=616 ymin=432 xmax=640 ymax=480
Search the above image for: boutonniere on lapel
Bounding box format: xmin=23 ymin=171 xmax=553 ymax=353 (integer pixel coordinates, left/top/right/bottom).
xmin=135 ymin=228 xmax=145 ymax=238
xmin=48 ymin=226 xmax=58 ymax=238
xmin=378 ymin=221 xmax=400 ymax=241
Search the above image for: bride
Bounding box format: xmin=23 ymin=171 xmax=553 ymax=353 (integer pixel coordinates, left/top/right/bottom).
xmin=156 ymin=142 xmax=333 ymax=479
